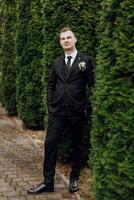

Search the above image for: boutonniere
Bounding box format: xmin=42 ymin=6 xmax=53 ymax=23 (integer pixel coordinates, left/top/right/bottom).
xmin=78 ymin=61 xmax=86 ymax=71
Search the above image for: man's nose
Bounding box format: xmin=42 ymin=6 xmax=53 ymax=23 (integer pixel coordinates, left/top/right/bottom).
xmin=64 ymin=38 xmax=68 ymax=42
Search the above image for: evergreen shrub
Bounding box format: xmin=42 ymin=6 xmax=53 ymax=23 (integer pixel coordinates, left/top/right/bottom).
xmin=16 ymin=0 xmax=44 ymax=129
xmin=42 ymin=0 xmax=100 ymax=164
xmin=0 ymin=0 xmax=17 ymax=115
xmin=91 ymin=0 xmax=134 ymax=199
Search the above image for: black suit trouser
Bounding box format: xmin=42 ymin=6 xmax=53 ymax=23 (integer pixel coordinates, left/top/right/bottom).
xmin=43 ymin=107 xmax=84 ymax=185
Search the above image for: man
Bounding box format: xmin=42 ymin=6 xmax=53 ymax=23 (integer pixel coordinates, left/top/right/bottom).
xmin=27 ymin=26 xmax=94 ymax=194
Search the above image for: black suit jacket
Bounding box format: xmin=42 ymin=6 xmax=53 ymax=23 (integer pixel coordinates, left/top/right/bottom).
xmin=47 ymin=52 xmax=94 ymax=114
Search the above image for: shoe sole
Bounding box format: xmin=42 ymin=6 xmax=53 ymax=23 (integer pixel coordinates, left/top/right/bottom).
xmin=69 ymin=189 xmax=79 ymax=193
xmin=27 ymin=189 xmax=54 ymax=194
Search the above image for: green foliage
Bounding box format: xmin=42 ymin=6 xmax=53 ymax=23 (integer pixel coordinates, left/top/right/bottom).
xmin=91 ymin=0 xmax=134 ymax=199
xmin=0 ymin=1 xmax=3 ymax=101
xmin=41 ymin=0 xmax=100 ymax=163
xmin=0 ymin=0 xmax=17 ymax=115
xmin=16 ymin=0 xmax=44 ymax=129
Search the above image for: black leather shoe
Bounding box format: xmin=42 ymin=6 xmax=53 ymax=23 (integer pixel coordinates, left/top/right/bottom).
xmin=27 ymin=183 xmax=54 ymax=194
xmin=69 ymin=179 xmax=79 ymax=193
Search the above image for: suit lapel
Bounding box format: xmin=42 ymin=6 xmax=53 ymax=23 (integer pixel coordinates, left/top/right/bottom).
xmin=56 ymin=55 xmax=67 ymax=82
xmin=67 ymin=52 xmax=81 ymax=80
xmin=57 ymin=52 xmax=82 ymax=82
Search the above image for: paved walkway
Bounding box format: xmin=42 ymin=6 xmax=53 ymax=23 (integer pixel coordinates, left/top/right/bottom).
xmin=0 ymin=106 xmax=81 ymax=200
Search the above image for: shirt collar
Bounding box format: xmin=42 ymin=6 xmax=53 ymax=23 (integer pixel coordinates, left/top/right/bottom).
xmin=65 ymin=49 xmax=78 ymax=60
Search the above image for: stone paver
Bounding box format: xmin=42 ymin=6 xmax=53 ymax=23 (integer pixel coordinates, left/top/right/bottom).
xmin=0 ymin=107 xmax=81 ymax=200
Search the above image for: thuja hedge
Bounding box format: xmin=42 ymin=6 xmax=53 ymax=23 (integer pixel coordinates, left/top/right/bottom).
xmin=0 ymin=0 xmax=17 ymax=115
xmin=91 ymin=0 xmax=134 ymax=199
xmin=16 ymin=0 xmax=44 ymax=129
xmin=41 ymin=0 xmax=100 ymax=163
xmin=0 ymin=0 xmax=3 ymax=102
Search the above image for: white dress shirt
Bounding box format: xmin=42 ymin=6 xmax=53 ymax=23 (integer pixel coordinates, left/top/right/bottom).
xmin=65 ymin=49 xmax=78 ymax=67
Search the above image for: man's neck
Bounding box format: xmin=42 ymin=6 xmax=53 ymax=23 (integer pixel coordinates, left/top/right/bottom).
xmin=65 ymin=48 xmax=76 ymax=55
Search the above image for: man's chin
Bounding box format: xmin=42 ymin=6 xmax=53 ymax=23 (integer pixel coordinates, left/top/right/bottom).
xmin=64 ymin=47 xmax=70 ymax=50
xmin=63 ymin=47 xmax=73 ymax=51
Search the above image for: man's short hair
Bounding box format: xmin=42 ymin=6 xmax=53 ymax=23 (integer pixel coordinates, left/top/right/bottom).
xmin=60 ymin=26 xmax=75 ymax=36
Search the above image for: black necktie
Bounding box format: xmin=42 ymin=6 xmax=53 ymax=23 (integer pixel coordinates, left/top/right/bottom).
xmin=66 ymin=56 xmax=72 ymax=71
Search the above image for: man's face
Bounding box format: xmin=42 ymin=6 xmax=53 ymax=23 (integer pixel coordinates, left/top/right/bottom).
xmin=60 ymin=30 xmax=77 ymax=52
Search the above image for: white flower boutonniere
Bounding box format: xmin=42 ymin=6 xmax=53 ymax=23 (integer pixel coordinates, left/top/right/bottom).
xmin=78 ymin=61 xmax=86 ymax=71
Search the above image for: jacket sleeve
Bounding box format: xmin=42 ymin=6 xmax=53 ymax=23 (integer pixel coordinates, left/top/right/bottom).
xmin=47 ymin=63 xmax=57 ymax=110
xmin=86 ymin=56 xmax=95 ymax=88
xmin=85 ymin=56 xmax=95 ymax=116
